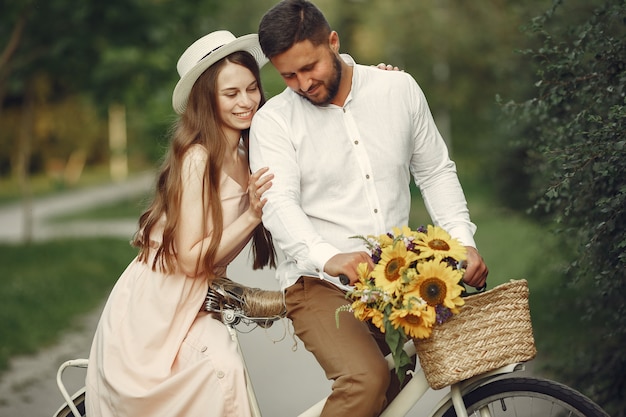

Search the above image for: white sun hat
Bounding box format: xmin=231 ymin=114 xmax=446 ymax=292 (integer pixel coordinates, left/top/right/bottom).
xmin=172 ymin=30 xmax=268 ymax=114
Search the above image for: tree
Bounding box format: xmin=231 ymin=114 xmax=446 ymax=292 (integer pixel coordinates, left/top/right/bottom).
xmin=500 ymin=1 xmax=626 ymax=414
xmin=0 ymin=0 xmax=228 ymax=240
xmin=338 ymin=0 xmax=547 ymax=165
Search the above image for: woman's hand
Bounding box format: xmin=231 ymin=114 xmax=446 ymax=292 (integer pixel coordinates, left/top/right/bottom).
xmin=375 ymin=63 xmax=403 ymax=71
xmin=247 ymin=167 xmax=273 ymax=220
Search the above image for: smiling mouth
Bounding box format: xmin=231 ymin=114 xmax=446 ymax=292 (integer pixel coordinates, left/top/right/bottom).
xmin=234 ymin=111 xmax=253 ymax=117
xmin=305 ymin=84 xmax=321 ymax=96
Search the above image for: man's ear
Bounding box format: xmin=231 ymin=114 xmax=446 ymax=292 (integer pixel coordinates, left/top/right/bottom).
xmin=329 ymin=31 xmax=340 ymax=53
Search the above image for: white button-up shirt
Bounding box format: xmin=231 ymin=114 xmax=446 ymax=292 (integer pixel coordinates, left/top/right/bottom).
xmin=250 ymin=56 xmax=476 ymax=290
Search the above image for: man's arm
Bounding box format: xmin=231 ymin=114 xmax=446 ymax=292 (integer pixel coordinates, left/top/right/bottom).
xmin=406 ymin=77 xmax=488 ymax=288
xmin=249 ymin=109 xmax=340 ymax=275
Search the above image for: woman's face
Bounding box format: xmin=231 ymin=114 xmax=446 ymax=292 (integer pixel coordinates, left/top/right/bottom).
xmin=216 ymin=61 xmax=261 ymax=137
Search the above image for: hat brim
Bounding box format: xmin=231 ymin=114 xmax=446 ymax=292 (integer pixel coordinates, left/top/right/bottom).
xmin=172 ymin=34 xmax=268 ymax=115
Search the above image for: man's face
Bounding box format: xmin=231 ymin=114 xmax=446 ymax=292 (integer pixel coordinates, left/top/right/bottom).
xmin=270 ymin=38 xmax=342 ymax=106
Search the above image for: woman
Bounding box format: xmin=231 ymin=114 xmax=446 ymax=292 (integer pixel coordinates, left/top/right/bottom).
xmin=85 ymin=31 xmax=276 ymax=417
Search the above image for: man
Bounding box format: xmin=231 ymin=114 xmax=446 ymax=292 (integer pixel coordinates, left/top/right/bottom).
xmin=249 ymin=1 xmax=489 ymax=415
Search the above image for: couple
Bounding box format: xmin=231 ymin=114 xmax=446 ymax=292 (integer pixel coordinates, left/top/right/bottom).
xmin=85 ymin=1 xmax=488 ymax=416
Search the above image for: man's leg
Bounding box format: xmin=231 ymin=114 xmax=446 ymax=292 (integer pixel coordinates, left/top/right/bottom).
xmin=366 ymin=320 xmax=415 ymax=405
xmin=285 ymin=276 xmax=390 ymax=417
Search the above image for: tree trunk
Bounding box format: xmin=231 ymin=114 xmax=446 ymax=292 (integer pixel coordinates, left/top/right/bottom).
xmin=17 ymin=84 xmax=35 ymax=244
xmin=0 ymin=8 xmax=29 ymax=121
xmin=108 ymin=103 xmax=128 ymax=182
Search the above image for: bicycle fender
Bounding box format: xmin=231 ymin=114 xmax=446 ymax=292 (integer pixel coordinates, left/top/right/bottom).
xmin=430 ymin=363 xmax=524 ymax=417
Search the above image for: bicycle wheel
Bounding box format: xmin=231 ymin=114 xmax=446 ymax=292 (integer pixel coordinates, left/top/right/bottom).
xmin=442 ymin=377 xmax=609 ymax=417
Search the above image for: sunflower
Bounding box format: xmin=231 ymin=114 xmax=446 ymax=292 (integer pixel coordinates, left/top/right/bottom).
xmin=371 ymin=240 xmax=419 ymax=295
xmin=339 ymin=225 xmax=471 ymax=381
xmin=369 ymin=308 xmax=386 ymax=333
xmin=414 ymin=225 xmax=467 ymax=262
xmin=355 ymin=261 xmax=372 ymax=285
xmin=376 ymin=232 xmax=394 ymax=248
xmin=351 ymin=301 xmax=374 ymax=321
xmin=392 ymin=225 xmax=421 ymax=240
xmin=389 ymin=303 xmax=436 ymax=339
xmin=412 ymin=259 xmax=465 ymax=313
xmin=351 ymin=301 xmax=386 ymax=332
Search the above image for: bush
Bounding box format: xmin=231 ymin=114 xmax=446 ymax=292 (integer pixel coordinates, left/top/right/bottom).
xmin=500 ymin=0 xmax=626 ymax=414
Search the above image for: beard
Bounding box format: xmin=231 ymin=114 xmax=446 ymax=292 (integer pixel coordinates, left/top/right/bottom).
xmin=301 ymin=53 xmax=342 ymax=106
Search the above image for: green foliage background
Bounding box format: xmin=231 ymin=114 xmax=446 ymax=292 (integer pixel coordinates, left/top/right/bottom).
xmin=496 ymin=1 xmax=626 ymax=413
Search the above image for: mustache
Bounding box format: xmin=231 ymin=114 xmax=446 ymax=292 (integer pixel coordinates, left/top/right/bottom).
xmin=301 ymin=82 xmax=321 ymax=95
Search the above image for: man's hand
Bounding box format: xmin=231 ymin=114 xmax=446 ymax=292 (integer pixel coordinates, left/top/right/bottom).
xmin=324 ymin=252 xmax=374 ymax=285
xmin=462 ymin=246 xmax=489 ymax=289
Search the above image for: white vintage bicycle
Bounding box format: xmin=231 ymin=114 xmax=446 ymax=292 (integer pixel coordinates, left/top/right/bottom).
xmin=54 ymin=277 xmax=609 ymax=417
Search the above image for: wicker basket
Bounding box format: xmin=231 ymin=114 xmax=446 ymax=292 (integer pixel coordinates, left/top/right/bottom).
xmin=414 ymin=279 xmax=537 ymax=390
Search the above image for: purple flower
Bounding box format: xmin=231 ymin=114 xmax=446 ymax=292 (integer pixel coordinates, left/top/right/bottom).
xmin=435 ymin=305 xmax=453 ymax=324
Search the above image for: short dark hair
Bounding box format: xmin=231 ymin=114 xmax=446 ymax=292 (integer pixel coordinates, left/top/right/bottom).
xmin=258 ymin=0 xmax=331 ymax=58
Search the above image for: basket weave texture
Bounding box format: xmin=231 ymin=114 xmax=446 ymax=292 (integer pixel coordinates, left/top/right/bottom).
xmin=414 ymin=279 xmax=537 ymax=390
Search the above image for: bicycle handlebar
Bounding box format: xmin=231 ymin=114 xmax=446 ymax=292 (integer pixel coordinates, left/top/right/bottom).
xmin=339 ymin=273 xmax=487 ymax=295
xmin=204 ymin=277 xmax=286 ymax=328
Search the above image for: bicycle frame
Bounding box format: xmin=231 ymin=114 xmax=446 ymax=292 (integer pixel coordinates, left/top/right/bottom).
xmin=228 ymin=322 xmax=525 ymax=417
xmin=55 ymin=359 xmax=88 ymax=417
xmin=55 ymin=303 xmax=526 ymax=417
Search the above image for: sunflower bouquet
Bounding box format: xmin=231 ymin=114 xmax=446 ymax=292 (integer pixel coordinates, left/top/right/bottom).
xmin=336 ymin=225 xmax=468 ymax=379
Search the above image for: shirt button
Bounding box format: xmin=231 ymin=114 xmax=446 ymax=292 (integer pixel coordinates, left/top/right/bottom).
xmin=217 ymin=371 xmax=225 ymax=378
xmin=365 ymin=174 xmax=370 ymax=179
xmin=354 ymin=140 xmax=359 ymax=145
xmin=374 ymin=209 xmax=378 ymax=213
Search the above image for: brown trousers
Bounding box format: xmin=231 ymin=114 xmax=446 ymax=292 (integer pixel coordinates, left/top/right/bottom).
xmin=285 ymin=276 xmax=405 ymax=417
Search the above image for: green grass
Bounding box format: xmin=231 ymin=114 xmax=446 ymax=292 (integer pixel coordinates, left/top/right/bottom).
xmin=0 ymin=238 xmax=136 ymax=372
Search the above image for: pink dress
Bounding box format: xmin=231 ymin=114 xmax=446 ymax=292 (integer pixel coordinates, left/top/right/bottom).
xmin=86 ymin=145 xmax=253 ymax=417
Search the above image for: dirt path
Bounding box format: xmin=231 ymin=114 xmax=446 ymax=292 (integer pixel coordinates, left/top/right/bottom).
xmin=0 ymin=303 xmax=102 ymax=415
xmin=0 ymin=174 xmax=154 ymax=415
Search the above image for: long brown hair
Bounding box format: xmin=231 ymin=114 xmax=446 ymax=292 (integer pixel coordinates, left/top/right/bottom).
xmin=133 ymin=50 xmax=276 ymax=275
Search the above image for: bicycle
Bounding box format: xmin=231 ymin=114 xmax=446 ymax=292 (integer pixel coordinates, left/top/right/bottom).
xmin=54 ymin=277 xmax=609 ymax=417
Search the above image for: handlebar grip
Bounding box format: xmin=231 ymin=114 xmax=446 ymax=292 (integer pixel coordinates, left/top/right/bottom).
xmin=339 ymin=274 xmax=350 ymax=285
xmin=463 ymin=281 xmax=488 ymax=297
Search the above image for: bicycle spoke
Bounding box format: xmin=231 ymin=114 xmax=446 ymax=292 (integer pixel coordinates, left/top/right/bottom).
xmin=442 ymin=377 xmax=608 ymax=417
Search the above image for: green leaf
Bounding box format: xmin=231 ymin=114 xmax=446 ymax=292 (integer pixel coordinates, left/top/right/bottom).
xmin=335 ymin=304 xmax=352 ymax=329
xmin=384 ymin=316 xmax=412 ymax=385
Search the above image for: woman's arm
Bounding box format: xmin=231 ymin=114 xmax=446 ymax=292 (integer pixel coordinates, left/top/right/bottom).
xmin=175 ymin=146 xmax=272 ymax=277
